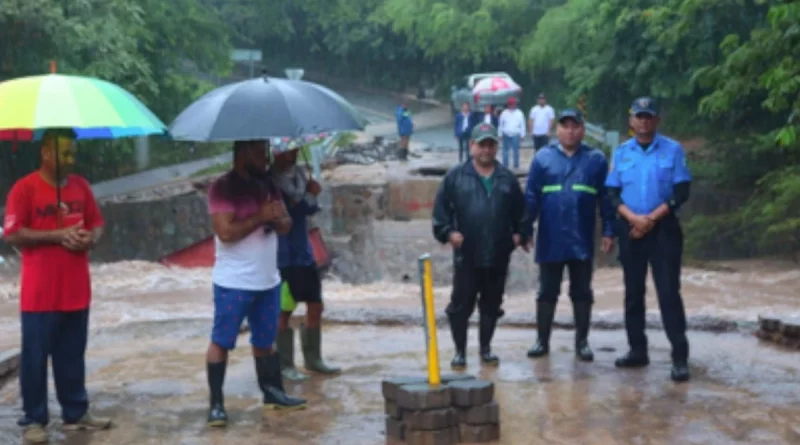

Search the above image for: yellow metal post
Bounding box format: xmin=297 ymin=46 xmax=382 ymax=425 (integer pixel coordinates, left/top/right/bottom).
xmin=418 ymin=254 xmax=441 ymax=386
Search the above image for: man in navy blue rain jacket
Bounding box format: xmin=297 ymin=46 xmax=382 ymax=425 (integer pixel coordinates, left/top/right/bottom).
xmin=605 ymin=97 xmax=692 ymax=383
xmin=524 ymin=110 xmax=615 ymax=362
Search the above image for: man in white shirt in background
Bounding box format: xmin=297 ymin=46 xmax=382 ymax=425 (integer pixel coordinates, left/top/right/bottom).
xmin=498 ymin=97 xmax=526 ymax=169
xmin=529 ymin=93 xmax=556 ymax=151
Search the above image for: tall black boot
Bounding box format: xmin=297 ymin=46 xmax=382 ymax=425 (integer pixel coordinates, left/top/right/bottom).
xmin=206 ymin=361 xmax=228 ymax=427
xmin=527 ymin=301 xmax=556 ymax=358
xmin=479 ymin=315 xmax=500 ymax=366
xmin=448 ymin=314 xmax=468 ymax=370
xmin=573 ymin=301 xmax=594 ymax=362
xmin=254 ymin=354 xmax=306 ymax=411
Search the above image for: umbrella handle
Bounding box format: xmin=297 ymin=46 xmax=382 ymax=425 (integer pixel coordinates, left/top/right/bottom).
xmin=55 ymin=142 xmax=62 ymax=227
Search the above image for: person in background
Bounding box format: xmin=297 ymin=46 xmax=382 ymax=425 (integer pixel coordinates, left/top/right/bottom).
xmin=472 ymin=103 xmax=499 ymax=129
xmin=395 ymin=104 xmax=414 ymax=161
xmin=271 ymin=148 xmax=340 ymax=382
xmin=3 ymin=130 xmax=112 ymax=444
xmin=204 ymin=140 xmax=306 ymax=428
xmin=432 ymin=123 xmax=528 ymax=370
xmin=605 ymin=97 xmax=692 ymax=382
xmin=529 ymin=93 xmax=555 ymax=151
xmin=454 ymin=102 xmax=473 ymax=163
xmin=523 ymin=110 xmax=615 ymax=362
xmin=498 ymin=97 xmax=526 ymax=169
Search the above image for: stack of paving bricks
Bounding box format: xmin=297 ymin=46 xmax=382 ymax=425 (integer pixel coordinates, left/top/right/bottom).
xmin=382 ymin=374 xmax=501 ymax=444
xmin=757 ymin=315 xmax=800 ymax=349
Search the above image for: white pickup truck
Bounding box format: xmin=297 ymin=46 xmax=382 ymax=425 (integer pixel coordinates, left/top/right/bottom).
xmin=450 ymin=72 xmax=522 ymax=115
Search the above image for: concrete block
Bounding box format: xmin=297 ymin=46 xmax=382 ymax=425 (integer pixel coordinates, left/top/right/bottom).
xmin=448 ymin=379 xmax=494 ymax=408
xmin=396 ymin=384 xmax=452 ymax=411
xmin=459 ymin=423 xmax=500 ymax=442
xmin=405 ymin=427 xmax=459 ymax=445
xmin=385 ymin=400 xmax=403 ymax=419
xmin=0 ymin=349 xmax=21 ymax=377
xmin=385 ymin=416 xmax=405 ymax=441
xmin=403 ymin=407 xmax=457 ymax=430
xmin=458 ymin=400 xmax=499 ymax=425
xmin=382 ymin=376 xmax=429 ymax=401
xmin=440 ymin=373 xmax=476 ymax=384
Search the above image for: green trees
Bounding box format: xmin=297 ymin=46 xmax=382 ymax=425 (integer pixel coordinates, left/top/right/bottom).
xmin=0 ymin=0 xmax=796 ymax=257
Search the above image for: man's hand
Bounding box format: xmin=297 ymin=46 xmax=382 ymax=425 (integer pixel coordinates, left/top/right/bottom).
xmin=259 ymin=200 xmax=287 ymax=223
xmin=629 ymin=214 xmax=655 ymax=234
xmin=448 ymin=231 xmax=464 ymax=248
xmin=629 ymin=228 xmax=646 ymax=239
xmin=601 ymin=236 xmax=615 ymax=254
xmin=306 ymin=179 xmax=322 ymax=197
xmin=60 ymin=222 xmax=92 ymax=251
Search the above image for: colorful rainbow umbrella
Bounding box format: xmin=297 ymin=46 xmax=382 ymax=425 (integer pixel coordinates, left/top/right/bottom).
xmin=0 ymin=74 xmax=167 ymax=141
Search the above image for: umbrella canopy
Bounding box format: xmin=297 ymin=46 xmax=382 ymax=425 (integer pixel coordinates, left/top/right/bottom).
xmin=168 ymin=75 xmax=368 ymax=142
xmin=0 ymin=74 xmax=167 ymax=141
xmin=472 ymin=76 xmax=521 ymax=95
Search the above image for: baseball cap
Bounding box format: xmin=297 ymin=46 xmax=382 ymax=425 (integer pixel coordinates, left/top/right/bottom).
xmin=558 ymin=109 xmax=584 ymax=124
xmin=538 ymin=93 xmax=546 ymax=99
xmin=471 ymin=123 xmax=500 ymax=143
xmin=630 ymin=97 xmax=658 ymax=116
xmin=507 ymin=97 xmax=518 ymax=105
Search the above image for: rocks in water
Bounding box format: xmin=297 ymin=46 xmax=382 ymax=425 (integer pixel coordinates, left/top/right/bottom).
xmin=333 ymin=138 xmax=405 ymax=165
xmin=756 ymin=315 xmax=800 ymax=349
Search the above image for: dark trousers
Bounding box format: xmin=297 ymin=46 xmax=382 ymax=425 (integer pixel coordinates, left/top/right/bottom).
xmin=19 ymin=310 xmax=90 ymax=426
xmin=446 ymin=266 xmax=507 ymax=349
xmin=617 ymin=217 xmax=689 ymax=362
xmin=537 ymin=260 xmax=594 ymax=303
xmin=458 ymin=136 xmax=471 ymax=163
xmin=533 ymin=135 xmax=549 ymax=150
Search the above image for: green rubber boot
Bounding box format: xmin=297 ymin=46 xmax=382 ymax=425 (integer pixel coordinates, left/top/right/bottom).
xmin=277 ymin=328 xmax=310 ymax=382
xmin=300 ymin=324 xmax=341 ymax=374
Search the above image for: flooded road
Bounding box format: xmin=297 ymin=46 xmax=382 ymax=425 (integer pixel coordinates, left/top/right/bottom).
xmin=0 ymin=324 xmax=799 ymax=444
xmin=2 ymin=259 xmax=798 ymax=350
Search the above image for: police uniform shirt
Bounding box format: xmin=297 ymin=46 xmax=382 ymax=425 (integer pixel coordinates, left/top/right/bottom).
xmin=605 ymin=133 xmax=691 ymax=215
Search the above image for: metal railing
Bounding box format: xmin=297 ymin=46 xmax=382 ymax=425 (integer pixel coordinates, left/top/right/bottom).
xmin=585 ymin=122 xmax=620 ymax=152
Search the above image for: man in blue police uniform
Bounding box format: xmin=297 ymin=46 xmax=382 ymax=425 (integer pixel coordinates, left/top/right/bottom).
xmin=605 ymin=97 xmax=692 ymax=382
xmin=523 ymin=109 xmax=615 ymax=362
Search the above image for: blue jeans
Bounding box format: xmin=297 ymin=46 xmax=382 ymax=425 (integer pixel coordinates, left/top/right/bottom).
xmin=18 ymin=310 xmax=90 ymax=426
xmin=211 ymin=283 xmax=281 ymax=350
xmin=502 ymin=135 xmax=521 ymax=168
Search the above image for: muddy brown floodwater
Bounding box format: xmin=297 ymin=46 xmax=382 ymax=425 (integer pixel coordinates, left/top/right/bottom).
xmin=0 ymin=260 xmax=798 ymax=444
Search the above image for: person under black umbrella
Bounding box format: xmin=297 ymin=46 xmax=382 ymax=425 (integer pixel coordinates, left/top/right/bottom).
xmin=270 ymin=148 xmax=340 ymax=381
xmin=204 ymin=140 xmax=306 ymax=427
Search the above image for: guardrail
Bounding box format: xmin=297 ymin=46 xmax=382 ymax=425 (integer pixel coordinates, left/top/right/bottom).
xmin=585 ymin=122 xmax=620 ymax=152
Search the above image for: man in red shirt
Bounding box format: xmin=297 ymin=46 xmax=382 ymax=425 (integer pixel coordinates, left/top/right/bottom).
xmin=3 ymin=130 xmax=112 ymax=443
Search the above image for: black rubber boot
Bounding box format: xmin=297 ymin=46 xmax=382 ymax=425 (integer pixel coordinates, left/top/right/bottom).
xmin=573 ymin=301 xmax=594 ymax=362
xmin=206 ymin=361 xmax=228 ymax=427
xmin=527 ymin=302 xmax=556 ymax=358
xmin=671 ymin=362 xmax=691 ymax=382
xmin=254 ymin=354 xmax=307 ymax=411
xmin=449 ymin=314 xmax=468 ymax=370
xmin=479 ymin=316 xmax=499 ymax=366
xmin=614 ymin=351 xmax=650 ymax=368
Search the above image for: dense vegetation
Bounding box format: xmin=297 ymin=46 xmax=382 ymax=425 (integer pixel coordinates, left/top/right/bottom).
xmin=0 ymin=0 xmax=797 ymax=258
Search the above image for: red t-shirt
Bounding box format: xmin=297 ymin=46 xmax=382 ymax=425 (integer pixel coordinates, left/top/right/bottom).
xmin=3 ymin=172 xmax=104 ymax=312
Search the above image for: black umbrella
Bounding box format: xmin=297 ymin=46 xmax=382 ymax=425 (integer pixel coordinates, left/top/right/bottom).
xmin=168 ymin=74 xmax=368 ymax=142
